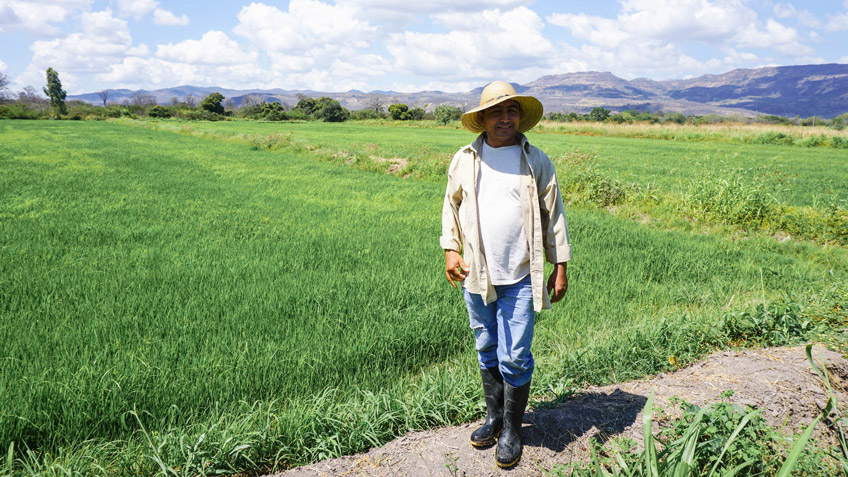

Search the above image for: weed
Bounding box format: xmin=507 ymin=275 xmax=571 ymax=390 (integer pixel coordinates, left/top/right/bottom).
xmin=721 ymin=302 xmax=813 ymax=346
xmin=683 ymin=167 xmax=777 ymax=227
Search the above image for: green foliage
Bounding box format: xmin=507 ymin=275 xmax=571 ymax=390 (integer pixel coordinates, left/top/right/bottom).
xmin=550 ymin=390 xmax=829 ymax=476
xmin=559 ymin=150 xmax=628 ymax=207
xmin=797 ymin=134 xmax=828 ymax=147
xmin=3 ymin=121 xmax=846 ymax=475
xmin=683 ymin=168 xmax=777 ymax=226
xmin=0 ymin=103 xmax=42 ymax=119
xmin=314 ymin=97 xmax=347 ymax=122
xmin=434 ymin=104 xmax=462 ymax=125
xmin=349 ymin=108 xmax=381 ymax=120
xmin=388 ymin=103 xmax=409 ymax=120
xmin=752 ymin=131 xmax=796 ymax=145
xmin=721 ymin=302 xmax=812 ymax=346
xmin=42 ymin=67 xmax=67 ymax=117
xmin=147 ymin=105 xmax=172 ymax=118
xmin=295 ymin=95 xmax=318 ymax=115
xmin=589 ymin=107 xmax=611 ymax=122
xmin=200 ymin=92 xmax=225 ymax=115
xmin=261 ymin=102 xmax=287 ymax=121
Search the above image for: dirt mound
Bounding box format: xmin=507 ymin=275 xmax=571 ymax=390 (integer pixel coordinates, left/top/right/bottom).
xmin=269 ymin=344 xmax=848 ymax=477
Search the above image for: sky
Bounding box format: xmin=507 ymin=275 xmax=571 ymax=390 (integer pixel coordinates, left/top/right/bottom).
xmin=1 ymin=0 xmax=847 ymax=95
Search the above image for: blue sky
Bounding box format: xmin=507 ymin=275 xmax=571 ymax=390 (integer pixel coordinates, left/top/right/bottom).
xmin=1 ymin=0 xmax=847 ymax=95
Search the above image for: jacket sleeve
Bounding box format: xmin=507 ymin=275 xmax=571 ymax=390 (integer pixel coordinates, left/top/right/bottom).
xmin=440 ymin=152 xmax=464 ymax=253
xmin=537 ymin=153 xmax=572 ymax=264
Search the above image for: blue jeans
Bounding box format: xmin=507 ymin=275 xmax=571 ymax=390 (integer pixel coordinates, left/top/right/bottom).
xmin=463 ymin=275 xmax=535 ymax=387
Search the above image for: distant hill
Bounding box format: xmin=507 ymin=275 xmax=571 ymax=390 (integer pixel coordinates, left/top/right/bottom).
xmin=69 ymin=63 xmax=848 ymax=118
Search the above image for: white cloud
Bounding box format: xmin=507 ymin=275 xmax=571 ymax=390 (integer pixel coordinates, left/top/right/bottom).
xmin=29 ymin=9 xmax=143 ymax=72
xmin=232 ymin=0 xmax=381 ymax=90
xmin=96 ymin=56 xmax=271 ymax=90
xmin=338 ymin=0 xmax=527 ymax=13
xmin=546 ymin=0 xmax=817 ymax=79
xmin=773 ymin=3 xmax=820 ymax=28
xmin=0 ymin=0 xmax=92 ymax=35
xmin=388 ymin=6 xmax=555 ymax=83
xmin=156 ymin=31 xmax=255 ymax=65
xmin=113 ymin=0 xmax=157 ymax=19
xmin=825 ymin=13 xmax=848 ymax=32
xmin=735 ymin=18 xmax=811 ymax=56
xmin=0 ymin=59 xmax=7 ymax=72
xmin=153 ymin=8 xmax=188 ymax=26
xmin=234 ymin=1 xmax=375 ymax=52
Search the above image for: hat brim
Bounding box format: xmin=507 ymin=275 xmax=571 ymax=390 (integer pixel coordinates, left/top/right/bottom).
xmin=461 ymin=95 xmax=543 ymax=133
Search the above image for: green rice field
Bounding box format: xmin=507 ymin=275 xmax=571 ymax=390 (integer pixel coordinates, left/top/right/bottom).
xmin=1 ymin=119 xmax=846 ymax=475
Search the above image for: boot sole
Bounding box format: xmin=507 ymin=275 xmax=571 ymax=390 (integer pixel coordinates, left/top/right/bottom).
xmin=469 ymin=429 xmax=502 ymax=448
xmin=496 ymin=453 xmax=521 ymax=469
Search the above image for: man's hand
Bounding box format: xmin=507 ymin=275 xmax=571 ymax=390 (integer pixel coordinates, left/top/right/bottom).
xmin=445 ymin=250 xmax=469 ymax=288
xmin=547 ymin=262 xmax=568 ymax=303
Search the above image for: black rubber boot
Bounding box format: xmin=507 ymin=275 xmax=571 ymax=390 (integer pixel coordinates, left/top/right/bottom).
xmin=469 ymin=367 xmax=504 ymax=448
xmin=496 ymin=381 xmax=530 ymax=468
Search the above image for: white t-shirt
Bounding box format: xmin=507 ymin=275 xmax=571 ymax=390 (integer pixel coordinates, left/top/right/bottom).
xmin=476 ymin=142 xmax=530 ymax=285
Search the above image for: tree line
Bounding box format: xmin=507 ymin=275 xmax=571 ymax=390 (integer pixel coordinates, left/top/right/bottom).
xmin=2 ymin=68 xmax=843 ymax=129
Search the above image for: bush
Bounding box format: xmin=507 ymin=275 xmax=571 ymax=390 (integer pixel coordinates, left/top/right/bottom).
xmin=148 ymin=105 xmax=172 ymax=118
xmin=797 ymin=134 xmax=827 ymax=147
xmin=832 ymin=136 xmax=848 ymax=149
xmin=350 ymin=109 xmax=381 ymax=120
xmin=751 ymin=131 xmax=795 ymax=145
xmin=388 ymin=103 xmax=409 ymax=120
xmin=434 ymin=104 xmax=462 ymax=125
xmin=0 ymin=103 xmax=42 ymax=119
xmin=287 ymin=109 xmax=308 ymax=121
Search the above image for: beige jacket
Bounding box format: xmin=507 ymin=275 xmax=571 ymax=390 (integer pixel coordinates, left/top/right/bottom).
xmin=440 ymin=133 xmax=571 ymax=312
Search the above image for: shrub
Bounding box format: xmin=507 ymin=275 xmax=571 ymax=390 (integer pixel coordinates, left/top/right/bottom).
xmin=832 ymin=136 xmax=848 ymax=149
xmin=797 ymin=134 xmax=827 ymax=147
xmin=752 ymin=131 xmax=795 ymax=145
xmin=350 ymin=109 xmax=380 ymax=120
xmin=287 ymin=109 xmax=308 ymax=121
xmin=148 ymin=105 xmax=172 ymax=118
xmin=0 ymin=103 xmax=42 ymax=119
xmin=388 ymin=103 xmax=409 ymax=120
xmin=434 ymin=104 xmax=462 ymax=125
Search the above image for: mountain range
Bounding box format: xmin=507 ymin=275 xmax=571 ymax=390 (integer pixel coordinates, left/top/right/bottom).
xmin=70 ymin=63 xmax=848 ymax=119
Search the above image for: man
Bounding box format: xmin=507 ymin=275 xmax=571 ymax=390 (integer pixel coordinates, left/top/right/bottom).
xmin=440 ymin=81 xmax=571 ymax=468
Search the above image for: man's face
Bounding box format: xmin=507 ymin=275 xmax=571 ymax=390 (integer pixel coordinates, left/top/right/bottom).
xmin=478 ymin=99 xmax=521 ymax=147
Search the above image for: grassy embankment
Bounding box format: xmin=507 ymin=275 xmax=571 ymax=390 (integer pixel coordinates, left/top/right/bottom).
xmin=1 ymin=119 xmax=846 ymax=475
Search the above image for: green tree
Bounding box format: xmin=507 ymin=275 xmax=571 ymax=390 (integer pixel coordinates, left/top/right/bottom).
xmin=261 ymin=102 xmax=287 ymax=121
xmin=408 ymin=107 xmax=425 ymax=120
xmin=200 ymin=92 xmax=225 ymax=114
xmin=315 ymin=97 xmax=347 ymax=122
xmin=43 ymin=67 xmax=67 ymax=117
xmin=588 ymin=107 xmax=610 ymax=122
xmin=295 ymin=94 xmax=318 ymax=116
xmin=434 ymin=104 xmax=462 ymax=125
xmin=388 ymin=103 xmax=409 ymax=120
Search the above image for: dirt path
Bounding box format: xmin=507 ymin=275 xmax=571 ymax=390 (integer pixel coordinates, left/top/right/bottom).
xmin=268 ymin=344 xmax=848 ymax=477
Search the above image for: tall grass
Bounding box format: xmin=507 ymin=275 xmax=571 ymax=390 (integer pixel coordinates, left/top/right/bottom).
xmin=534 ymin=120 xmax=848 ymax=148
xmin=1 ymin=121 xmax=846 ymax=474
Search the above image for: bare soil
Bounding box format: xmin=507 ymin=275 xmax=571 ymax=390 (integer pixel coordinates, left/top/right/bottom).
xmin=268 ymin=344 xmax=848 ymax=477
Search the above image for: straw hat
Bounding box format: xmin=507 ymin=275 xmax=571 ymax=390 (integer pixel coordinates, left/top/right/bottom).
xmin=461 ymin=81 xmax=543 ymax=133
